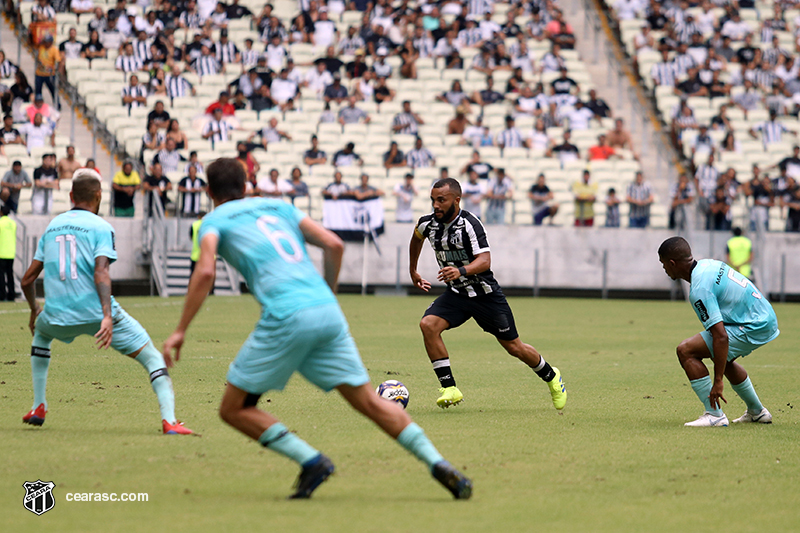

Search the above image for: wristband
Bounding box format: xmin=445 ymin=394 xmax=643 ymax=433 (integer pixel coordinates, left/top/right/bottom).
xmin=457 ymin=266 xmax=467 ymax=277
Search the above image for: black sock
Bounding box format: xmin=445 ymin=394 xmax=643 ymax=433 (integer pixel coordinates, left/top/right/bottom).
xmin=432 ymin=358 xmax=456 ymax=388
xmin=533 ymin=356 xmax=556 ymax=382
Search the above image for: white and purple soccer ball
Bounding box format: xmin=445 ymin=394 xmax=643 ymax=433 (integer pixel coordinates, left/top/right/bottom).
xmin=376 ymin=380 xmax=410 ymax=409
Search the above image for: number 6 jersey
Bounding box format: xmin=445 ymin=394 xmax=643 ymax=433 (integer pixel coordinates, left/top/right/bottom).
xmin=34 ymin=208 xmax=120 ymax=325
xmin=199 ymin=198 xmax=336 ymax=319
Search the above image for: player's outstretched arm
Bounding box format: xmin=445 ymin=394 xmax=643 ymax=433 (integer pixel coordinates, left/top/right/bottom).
xmin=21 ymin=260 xmax=44 ymax=335
xmin=300 ymin=217 xmax=344 ymax=293
xmin=163 ymin=233 xmax=219 ymax=367
xmin=93 ymin=256 xmax=114 ymax=349
xmin=708 ymin=321 xmax=729 ymax=410
xmin=408 ymin=232 xmax=430 ymax=291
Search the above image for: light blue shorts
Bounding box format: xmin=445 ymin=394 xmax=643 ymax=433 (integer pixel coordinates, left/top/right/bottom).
xmin=33 ymin=308 xmax=150 ymax=356
xmin=227 ymin=302 xmax=370 ymax=395
xmin=700 ymin=324 xmax=777 ymax=362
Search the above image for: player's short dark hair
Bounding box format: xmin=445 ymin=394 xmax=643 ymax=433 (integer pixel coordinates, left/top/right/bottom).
xmin=207 ymin=158 xmax=246 ymax=202
xmin=432 ymin=178 xmax=462 ymax=196
xmin=733 ymin=226 xmax=743 ymax=236
xmin=71 ymin=169 xmax=102 ymax=204
xmin=1 ymin=204 xmax=10 ymax=216
xmin=658 ymin=236 xmax=692 ymax=261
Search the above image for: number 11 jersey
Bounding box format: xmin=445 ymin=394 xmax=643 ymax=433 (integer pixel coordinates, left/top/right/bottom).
xmin=34 ymin=209 xmax=119 ymax=326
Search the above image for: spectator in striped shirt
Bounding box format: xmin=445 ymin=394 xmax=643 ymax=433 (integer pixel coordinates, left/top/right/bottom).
xmin=241 ymin=39 xmax=259 ymax=69
xmin=166 ymin=65 xmax=196 ymax=98
xmin=392 ymin=100 xmax=424 ymax=135
xmin=121 ymin=75 xmax=147 ymax=112
xmin=651 ymin=49 xmax=677 ymax=87
xmin=604 ymin=188 xmax=621 ymax=227
xmin=192 ymin=46 xmax=222 ymax=77
xmin=202 ymin=108 xmax=235 ymax=146
xmin=484 ymin=169 xmax=514 ymax=225
xmin=115 ymin=43 xmax=143 ymax=73
xmin=626 ymin=171 xmax=654 ymax=228
xmin=406 ymin=137 xmax=437 ymax=169
xmin=31 ymin=0 xmax=56 ymax=23
xmin=495 ymin=116 xmax=525 ymax=149
xmin=178 ymin=0 xmax=203 ymax=29
xmin=749 ymin=111 xmax=798 ymax=147
xmin=151 ymin=138 xmax=186 ymax=173
xmin=214 ymin=29 xmax=240 ymax=66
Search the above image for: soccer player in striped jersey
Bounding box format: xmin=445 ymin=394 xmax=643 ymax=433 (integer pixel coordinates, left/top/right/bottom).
xmin=408 ymin=178 xmax=567 ymax=410
xmin=19 ymin=169 xmax=192 ymax=434
xmin=658 ymin=237 xmax=779 ymax=427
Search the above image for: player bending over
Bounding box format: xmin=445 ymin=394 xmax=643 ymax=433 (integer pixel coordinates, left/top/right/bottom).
xmin=409 ymin=178 xmax=567 ymax=410
xmin=162 ymin=158 xmax=471 ymax=500
xmin=20 ymin=169 xmax=192 ymax=435
xmin=658 ymin=236 xmax=779 ymax=427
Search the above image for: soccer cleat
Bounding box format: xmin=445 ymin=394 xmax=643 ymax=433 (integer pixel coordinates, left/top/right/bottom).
xmin=162 ymin=419 xmax=194 ymax=435
xmin=22 ymin=404 xmax=47 ymax=426
xmin=684 ymin=412 xmax=729 ymax=427
xmin=548 ymin=367 xmax=567 ymax=410
xmin=432 ymin=461 xmax=472 ymax=500
xmin=436 ymin=386 xmax=464 ymax=409
xmin=732 ymin=408 xmax=772 ymax=424
xmin=288 ymin=454 xmax=335 ymax=499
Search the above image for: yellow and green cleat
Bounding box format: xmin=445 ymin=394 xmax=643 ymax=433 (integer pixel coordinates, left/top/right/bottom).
xmin=436 ymin=386 xmax=464 ymax=409
xmin=548 ymin=367 xmax=567 ymax=410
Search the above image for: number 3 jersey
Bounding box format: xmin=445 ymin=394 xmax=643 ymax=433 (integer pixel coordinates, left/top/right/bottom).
xmin=34 ymin=209 xmax=120 ymax=325
xmin=199 ymin=198 xmax=336 ymax=319
xmin=689 ymin=259 xmax=779 ymax=344
xmin=415 ymin=209 xmax=500 ymax=298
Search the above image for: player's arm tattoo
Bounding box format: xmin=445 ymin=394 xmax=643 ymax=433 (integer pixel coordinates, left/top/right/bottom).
xmin=94 ymin=256 xmax=113 ymax=319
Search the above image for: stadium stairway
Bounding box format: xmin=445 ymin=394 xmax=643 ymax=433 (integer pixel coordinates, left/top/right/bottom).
xmin=164 ymin=251 xmax=240 ymax=297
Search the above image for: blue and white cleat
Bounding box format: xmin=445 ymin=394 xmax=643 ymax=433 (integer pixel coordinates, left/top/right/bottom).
xmin=432 ymin=461 xmax=472 ymax=500
xmin=684 ymin=412 xmax=729 ymax=427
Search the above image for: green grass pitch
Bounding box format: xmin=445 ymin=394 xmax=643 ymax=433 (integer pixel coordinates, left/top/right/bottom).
xmin=1 ymin=295 xmax=799 ymax=532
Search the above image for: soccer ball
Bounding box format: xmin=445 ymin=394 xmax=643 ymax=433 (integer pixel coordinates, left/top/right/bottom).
xmin=376 ymin=380 xmax=410 ymax=409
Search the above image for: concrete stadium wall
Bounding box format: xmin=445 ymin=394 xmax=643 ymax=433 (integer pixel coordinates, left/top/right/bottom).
xmin=319 ymin=225 xmax=800 ymax=297
xmin=15 ymin=216 xmax=800 ymax=297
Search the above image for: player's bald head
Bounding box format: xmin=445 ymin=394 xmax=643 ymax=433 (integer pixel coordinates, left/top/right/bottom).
xmin=71 ymin=168 xmax=103 ymax=204
xmin=658 ymin=236 xmax=692 ymax=262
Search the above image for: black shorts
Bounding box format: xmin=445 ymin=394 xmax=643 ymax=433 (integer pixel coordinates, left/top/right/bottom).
xmin=423 ymin=289 xmax=519 ymax=341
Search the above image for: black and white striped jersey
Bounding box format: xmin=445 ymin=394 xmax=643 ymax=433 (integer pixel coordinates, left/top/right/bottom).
xmin=415 ymin=210 xmax=499 ymax=297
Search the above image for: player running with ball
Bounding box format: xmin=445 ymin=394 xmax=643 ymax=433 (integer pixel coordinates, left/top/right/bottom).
xmin=20 ymin=169 xmax=192 ymax=435
xmin=408 ymin=178 xmax=567 ymax=410
xmin=162 ymin=159 xmax=471 ymax=500
xmin=658 ymin=237 xmax=779 ymax=427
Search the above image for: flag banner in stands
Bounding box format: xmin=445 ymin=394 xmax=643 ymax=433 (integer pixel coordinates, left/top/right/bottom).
xmin=322 ymin=198 xmax=385 ymax=241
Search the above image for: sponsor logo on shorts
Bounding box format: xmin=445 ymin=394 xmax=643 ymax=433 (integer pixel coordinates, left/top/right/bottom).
xmin=694 ymin=300 xmax=709 ymax=322
xmin=498 ymin=327 xmax=510 ymax=333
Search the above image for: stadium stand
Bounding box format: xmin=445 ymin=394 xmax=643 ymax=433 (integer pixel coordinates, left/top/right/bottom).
xmin=5 ymin=0 xmax=658 ymax=227
xmin=602 ymin=0 xmax=800 ymax=232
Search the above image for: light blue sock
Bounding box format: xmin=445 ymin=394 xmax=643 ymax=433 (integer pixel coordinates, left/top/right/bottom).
xmin=31 ymin=348 xmax=51 ymax=410
xmin=133 ymin=341 xmax=176 ymax=423
xmin=690 ymin=376 xmax=724 ymax=416
xmin=397 ymin=423 xmax=444 ymax=472
xmin=730 ymin=377 xmax=764 ymax=414
xmin=258 ymin=423 xmax=320 ymax=466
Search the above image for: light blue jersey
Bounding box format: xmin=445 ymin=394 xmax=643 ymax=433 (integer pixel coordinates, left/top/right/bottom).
xmin=689 ymin=259 xmax=779 ymax=346
xmin=34 ymin=209 xmax=121 ymax=326
xmin=199 ymin=198 xmax=337 ymax=319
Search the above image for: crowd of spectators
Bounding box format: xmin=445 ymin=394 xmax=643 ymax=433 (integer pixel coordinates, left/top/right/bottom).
xmin=606 ymin=0 xmax=800 ymax=231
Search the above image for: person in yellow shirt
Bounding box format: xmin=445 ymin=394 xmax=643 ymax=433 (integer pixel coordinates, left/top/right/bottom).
xmin=35 ymin=34 xmax=61 ymax=109
xmin=571 ymin=169 xmax=598 ymax=227
xmin=726 ymin=227 xmax=753 ymax=281
xmin=0 ymin=204 xmax=16 ymax=301
xmin=112 ymin=161 xmax=141 ymax=217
